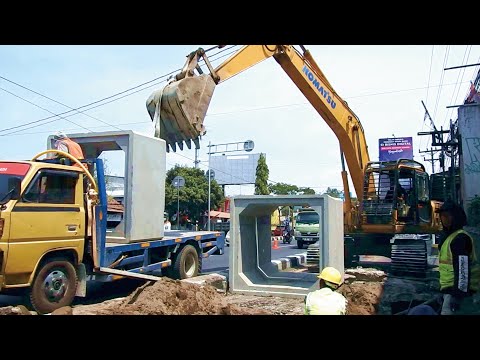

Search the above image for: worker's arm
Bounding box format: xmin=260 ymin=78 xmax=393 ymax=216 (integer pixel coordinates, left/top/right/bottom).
xmin=304 ymin=294 xmax=310 ymax=315
xmin=450 ymin=233 xmax=473 ymax=297
xmin=339 ymin=294 xmax=347 ymax=315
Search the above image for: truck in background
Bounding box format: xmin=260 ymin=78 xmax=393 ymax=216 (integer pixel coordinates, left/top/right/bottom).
xmin=0 ymin=131 xmax=224 ymax=314
xmin=293 ymin=208 xmax=320 ymax=249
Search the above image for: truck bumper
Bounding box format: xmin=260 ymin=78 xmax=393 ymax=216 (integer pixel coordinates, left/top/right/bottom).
xmin=295 ymin=237 xmax=319 ymax=244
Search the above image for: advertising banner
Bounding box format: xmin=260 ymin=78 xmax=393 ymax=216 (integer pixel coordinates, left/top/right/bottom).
xmin=379 ymin=137 xmax=413 ymax=161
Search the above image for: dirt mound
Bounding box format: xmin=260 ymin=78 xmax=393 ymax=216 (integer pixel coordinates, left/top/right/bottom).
xmin=99 ymin=277 xmax=270 ymax=315
xmin=339 ymin=282 xmax=383 ymax=315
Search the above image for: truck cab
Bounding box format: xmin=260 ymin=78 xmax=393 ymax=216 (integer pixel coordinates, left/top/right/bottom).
xmin=0 ymin=160 xmax=86 ymax=311
xmin=293 ymin=208 xmax=320 ymax=249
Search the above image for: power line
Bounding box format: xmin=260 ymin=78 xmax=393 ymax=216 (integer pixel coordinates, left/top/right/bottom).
xmin=0 ymin=69 xmax=179 ymax=134
xmin=425 ymin=45 xmax=435 ymax=107
xmin=168 ymin=149 xmax=343 ymax=191
xmin=442 ymin=45 xmax=472 ymax=129
xmin=0 ymin=46 xmax=241 ymax=136
xmin=1 ymin=121 xmax=151 ymax=137
xmin=204 ymin=80 xmax=472 ymax=119
xmin=420 ymin=45 xmax=435 ymax=152
xmin=0 ymin=75 xmax=123 ymax=131
xmin=0 ymin=86 xmax=92 ymax=132
xmin=432 ymin=45 xmax=450 ymax=122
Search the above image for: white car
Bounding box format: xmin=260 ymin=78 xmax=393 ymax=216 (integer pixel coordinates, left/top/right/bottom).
xmin=225 ymin=231 xmax=230 ymax=247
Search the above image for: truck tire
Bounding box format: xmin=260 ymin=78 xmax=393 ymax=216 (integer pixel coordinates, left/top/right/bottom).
xmin=171 ymin=245 xmax=200 ymax=280
xmin=30 ymin=258 xmax=78 ymax=314
xmin=297 ymin=240 xmax=304 ymax=249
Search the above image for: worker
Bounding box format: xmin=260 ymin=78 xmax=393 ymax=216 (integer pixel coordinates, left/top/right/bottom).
xmin=53 ymin=132 xmax=85 ymax=168
xmin=304 ymin=266 xmax=347 ymax=315
xmin=437 ymin=200 xmax=480 ymax=315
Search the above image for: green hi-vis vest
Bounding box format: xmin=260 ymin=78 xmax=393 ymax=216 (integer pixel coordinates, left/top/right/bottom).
xmin=439 ymin=229 xmax=480 ymax=292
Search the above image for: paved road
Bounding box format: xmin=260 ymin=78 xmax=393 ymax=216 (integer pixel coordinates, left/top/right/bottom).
xmin=0 ymin=241 xmax=307 ymax=310
xmin=202 ymin=241 xmax=306 ymax=274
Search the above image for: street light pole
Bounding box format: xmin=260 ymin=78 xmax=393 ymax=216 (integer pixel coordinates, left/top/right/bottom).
xmin=208 ymin=141 xmax=212 ymax=231
xmin=177 ymin=184 xmax=180 ymax=229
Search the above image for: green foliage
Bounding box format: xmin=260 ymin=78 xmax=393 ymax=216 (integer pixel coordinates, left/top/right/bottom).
xmin=269 ymin=182 xmax=316 ymax=195
xmin=269 ymin=182 xmax=298 ymax=195
xmin=299 ymin=187 xmax=316 ymax=195
xmin=255 ymin=153 xmax=270 ymax=195
xmin=165 ymin=165 xmax=225 ymax=223
xmin=467 ymin=195 xmax=480 ymax=227
xmin=323 ymin=187 xmax=343 ymax=199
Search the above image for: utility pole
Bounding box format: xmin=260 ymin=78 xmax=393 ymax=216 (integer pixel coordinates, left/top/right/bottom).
xmin=418 ymin=147 xmax=439 ymax=174
xmin=194 ymin=148 xmax=200 ymax=168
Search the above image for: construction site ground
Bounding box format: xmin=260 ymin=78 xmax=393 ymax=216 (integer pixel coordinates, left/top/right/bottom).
xmin=2 ymin=227 xmax=480 ymax=316
xmin=0 ymin=265 xmax=453 ymax=316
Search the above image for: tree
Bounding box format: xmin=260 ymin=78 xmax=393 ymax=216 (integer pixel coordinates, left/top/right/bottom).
xmin=165 ymin=165 xmax=225 ymax=224
xmin=255 ymin=153 xmax=269 ymax=195
xmin=269 ymin=182 xmax=298 ymax=195
xmin=323 ymin=187 xmax=343 ymax=199
xmin=269 ymin=182 xmax=316 ymax=195
xmin=299 ymin=187 xmax=316 ymax=195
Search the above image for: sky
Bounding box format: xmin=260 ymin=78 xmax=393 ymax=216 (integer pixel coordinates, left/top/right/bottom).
xmin=0 ymin=45 xmax=479 ymax=197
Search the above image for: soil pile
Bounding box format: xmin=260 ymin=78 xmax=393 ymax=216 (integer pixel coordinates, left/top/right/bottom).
xmin=95 ymin=277 xmax=270 ymax=315
xmin=339 ymin=282 xmax=383 ymax=315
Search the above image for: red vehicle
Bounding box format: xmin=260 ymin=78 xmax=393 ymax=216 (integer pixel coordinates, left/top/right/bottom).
xmin=271 ymin=225 xmax=285 ymax=237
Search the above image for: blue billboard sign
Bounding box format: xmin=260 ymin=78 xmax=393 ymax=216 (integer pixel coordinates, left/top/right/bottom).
xmin=379 ymin=137 xmax=413 ymax=162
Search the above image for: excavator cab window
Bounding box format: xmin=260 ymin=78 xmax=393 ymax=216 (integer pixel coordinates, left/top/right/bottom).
xmin=416 ymin=172 xmax=431 ymax=223
xmin=396 ymin=169 xmax=414 ymax=221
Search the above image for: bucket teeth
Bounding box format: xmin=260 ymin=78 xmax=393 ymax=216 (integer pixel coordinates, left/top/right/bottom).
xmin=146 ymin=74 xmax=215 ymax=152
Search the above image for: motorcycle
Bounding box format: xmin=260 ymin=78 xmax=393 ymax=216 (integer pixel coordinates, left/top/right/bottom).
xmin=282 ymin=227 xmax=292 ymax=244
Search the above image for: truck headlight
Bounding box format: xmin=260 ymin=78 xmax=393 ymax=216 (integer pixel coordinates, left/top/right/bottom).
xmin=294 ymin=230 xmax=301 ymax=237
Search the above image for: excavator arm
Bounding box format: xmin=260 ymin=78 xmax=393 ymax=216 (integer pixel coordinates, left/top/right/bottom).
xmin=147 ymin=45 xmax=370 ymax=208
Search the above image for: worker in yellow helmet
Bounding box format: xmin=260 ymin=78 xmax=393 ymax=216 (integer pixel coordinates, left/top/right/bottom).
xmin=304 ymin=266 xmax=347 ymax=315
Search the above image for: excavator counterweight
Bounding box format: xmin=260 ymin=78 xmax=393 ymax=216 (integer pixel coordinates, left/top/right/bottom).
xmin=146 ymin=73 xmax=216 ymax=152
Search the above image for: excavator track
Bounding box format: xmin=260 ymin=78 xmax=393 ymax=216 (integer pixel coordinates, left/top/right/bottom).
xmin=390 ymin=235 xmax=430 ymax=277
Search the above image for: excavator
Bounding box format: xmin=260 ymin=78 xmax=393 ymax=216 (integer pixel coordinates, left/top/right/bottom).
xmin=146 ymin=45 xmax=444 ymax=275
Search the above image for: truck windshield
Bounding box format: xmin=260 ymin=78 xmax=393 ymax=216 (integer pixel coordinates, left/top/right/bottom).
xmin=296 ymin=212 xmax=319 ymax=224
xmin=0 ymin=163 xmax=30 ymax=200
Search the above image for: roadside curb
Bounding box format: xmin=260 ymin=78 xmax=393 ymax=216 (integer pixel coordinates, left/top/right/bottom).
xmin=271 ymin=252 xmax=307 ymax=270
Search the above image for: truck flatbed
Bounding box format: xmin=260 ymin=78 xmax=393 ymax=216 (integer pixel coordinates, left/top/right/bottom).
xmin=94 ymin=228 xmax=226 ymax=282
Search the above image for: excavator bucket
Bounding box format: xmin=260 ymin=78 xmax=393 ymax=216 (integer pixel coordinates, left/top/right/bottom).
xmin=146 ymin=74 xmax=216 ymax=152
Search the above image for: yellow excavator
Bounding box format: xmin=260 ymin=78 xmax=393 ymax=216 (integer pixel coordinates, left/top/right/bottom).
xmin=146 ymin=45 xmax=443 ymax=275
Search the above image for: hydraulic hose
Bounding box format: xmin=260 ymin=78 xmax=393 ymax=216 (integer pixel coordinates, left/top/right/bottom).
xmin=31 ymin=149 xmax=98 ymax=194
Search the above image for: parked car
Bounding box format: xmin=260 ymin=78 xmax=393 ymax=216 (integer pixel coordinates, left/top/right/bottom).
xmin=225 ymin=231 xmax=230 ymax=247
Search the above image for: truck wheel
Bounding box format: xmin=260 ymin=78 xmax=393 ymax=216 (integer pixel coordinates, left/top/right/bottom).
xmin=297 ymin=240 xmax=304 ymax=249
xmin=30 ymin=259 xmax=77 ymax=314
xmin=171 ymin=245 xmax=200 ymax=280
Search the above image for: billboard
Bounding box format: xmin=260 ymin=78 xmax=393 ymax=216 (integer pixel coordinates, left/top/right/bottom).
xmin=209 ymin=153 xmax=262 ymax=185
xmin=379 ymin=137 xmax=413 ymax=162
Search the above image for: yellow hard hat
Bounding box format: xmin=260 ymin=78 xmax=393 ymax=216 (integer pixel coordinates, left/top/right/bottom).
xmin=318 ymin=267 xmax=342 ymax=286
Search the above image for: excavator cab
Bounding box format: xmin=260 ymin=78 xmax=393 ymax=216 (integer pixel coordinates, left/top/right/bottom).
xmin=361 ymin=159 xmax=441 ymax=233
xmin=146 ymin=48 xmax=218 ymax=152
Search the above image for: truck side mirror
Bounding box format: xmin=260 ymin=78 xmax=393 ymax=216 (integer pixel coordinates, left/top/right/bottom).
xmin=8 ymin=177 xmax=21 ymax=200
xmin=0 ymin=177 xmax=21 ymax=205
